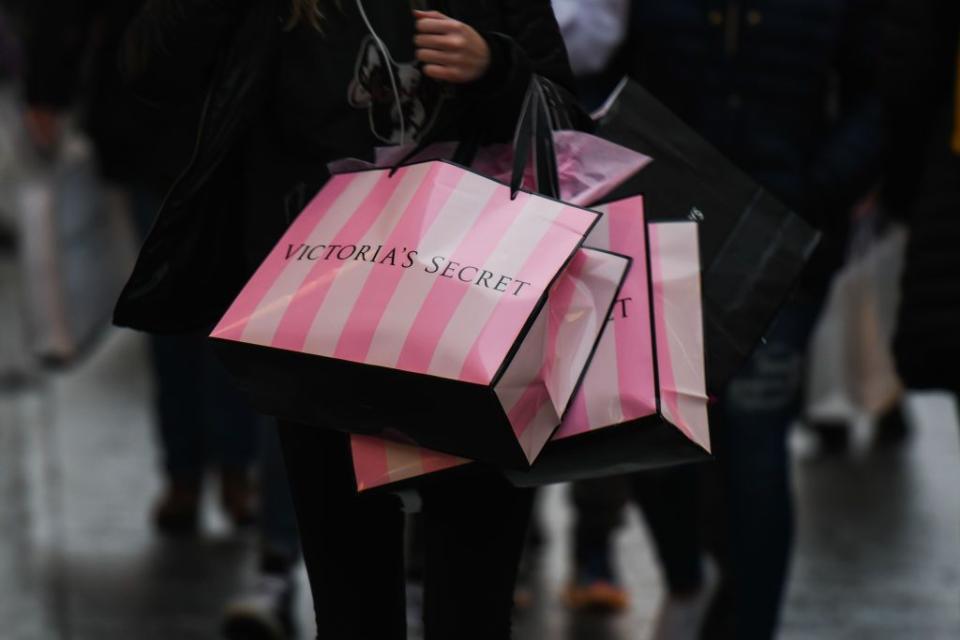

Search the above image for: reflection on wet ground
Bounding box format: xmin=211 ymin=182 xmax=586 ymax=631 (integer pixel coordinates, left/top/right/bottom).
xmin=1 ymin=315 xmax=958 ymax=639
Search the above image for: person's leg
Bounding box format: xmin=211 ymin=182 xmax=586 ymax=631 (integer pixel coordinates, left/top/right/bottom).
xmin=277 ymin=423 xmax=406 ymax=640
xmin=421 ymin=471 xmax=534 ymax=640
xmin=259 ymin=421 xmax=301 ymax=569
xmin=632 ymin=466 xmax=713 ymax=640
xmin=630 ymin=466 xmax=704 ymax=596
xmin=703 ymin=297 xmax=822 ymax=640
xmin=149 ymin=332 xmax=210 ymax=532
xmin=223 ymin=420 xmax=302 ymax=639
xmin=129 ymin=186 xmax=210 ymax=532
xmin=203 ymin=341 xmax=260 ymax=526
xmin=565 ymin=475 xmax=631 ymax=611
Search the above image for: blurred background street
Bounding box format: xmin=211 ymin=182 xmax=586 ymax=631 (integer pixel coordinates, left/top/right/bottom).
xmin=2 ymin=253 xmax=958 ymax=639
xmin=3 ymin=1 xmax=960 ymax=638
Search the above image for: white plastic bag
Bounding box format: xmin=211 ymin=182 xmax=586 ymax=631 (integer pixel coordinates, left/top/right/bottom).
xmin=15 ymin=126 xmax=133 ymax=365
xmin=806 ymin=220 xmax=907 ymax=422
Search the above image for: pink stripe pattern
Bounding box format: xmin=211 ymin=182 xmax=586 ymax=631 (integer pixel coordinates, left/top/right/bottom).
xmin=270 ymin=169 xmax=408 ymax=352
xmin=394 ymin=189 xmax=532 ymax=375
xmin=608 ymin=198 xmax=657 ymax=422
xmin=459 ymin=206 xmax=595 ymax=384
xmin=350 ymin=435 xmax=390 ymax=492
xmin=332 ymin=163 xmax=464 ymax=362
xmin=213 ymin=174 xmax=354 ymax=340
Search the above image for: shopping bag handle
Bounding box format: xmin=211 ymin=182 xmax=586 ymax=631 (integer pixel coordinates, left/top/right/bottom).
xmin=388 ymin=77 xmax=562 ymax=199
xmin=510 ymin=78 xmax=561 ymax=199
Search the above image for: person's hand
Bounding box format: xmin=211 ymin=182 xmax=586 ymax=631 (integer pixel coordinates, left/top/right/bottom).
xmin=413 ymin=10 xmax=491 ymax=84
xmin=24 ymin=107 xmax=63 ymax=152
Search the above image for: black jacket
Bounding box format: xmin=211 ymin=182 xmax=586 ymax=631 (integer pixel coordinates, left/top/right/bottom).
xmin=885 ymin=0 xmax=960 ymax=392
xmin=20 ymin=0 xmax=194 ymax=187
xmin=619 ymin=0 xmax=884 ymax=291
xmin=113 ymin=0 xmax=579 ymax=334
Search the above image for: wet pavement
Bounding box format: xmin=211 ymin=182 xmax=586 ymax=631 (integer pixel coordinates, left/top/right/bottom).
xmin=1 ymin=271 xmax=959 ymax=639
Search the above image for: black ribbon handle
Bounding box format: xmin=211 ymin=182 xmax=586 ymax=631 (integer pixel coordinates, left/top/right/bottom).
xmin=389 ymin=77 xmax=562 ymax=200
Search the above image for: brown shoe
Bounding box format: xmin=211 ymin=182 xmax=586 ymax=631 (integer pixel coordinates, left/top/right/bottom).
xmin=220 ymin=468 xmax=259 ymax=529
xmin=152 ymin=476 xmax=202 ymax=535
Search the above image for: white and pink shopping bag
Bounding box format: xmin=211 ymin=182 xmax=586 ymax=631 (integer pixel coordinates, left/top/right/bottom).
xmin=210 ymin=161 xmax=630 ymax=468
xmin=350 ymin=195 xmax=711 ymax=490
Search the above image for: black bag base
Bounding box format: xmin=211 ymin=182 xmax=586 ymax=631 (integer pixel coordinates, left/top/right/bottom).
xmin=356 ymin=415 xmax=711 ymax=495
xmin=503 ymin=415 xmax=710 ymax=487
xmin=211 ymin=337 xmax=533 ymax=470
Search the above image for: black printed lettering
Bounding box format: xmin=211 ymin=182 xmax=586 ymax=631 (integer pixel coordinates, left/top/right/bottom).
xmin=458 ymin=266 xmax=479 ymax=283
xmin=306 ymin=245 xmax=327 ymax=260
xmin=494 ymin=274 xmax=511 ymax=293
xmin=512 ymin=280 xmax=532 ymax=296
xmin=425 ymin=256 xmax=444 ymax=274
xmin=324 ymin=244 xmax=342 ymax=259
xmin=355 ymin=245 xmax=372 ymax=261
xmin=441 ymin=261 xmax=460 ymax=279
xmin=477 ymin=270 xmax=494 ymax=288
xmin=402 ymin=250 xmax=418 ymax=269
xmin=379 ymin=248 xmax=397 ymax=265
xmin=610 ymin=297 xmax=633 ymax=321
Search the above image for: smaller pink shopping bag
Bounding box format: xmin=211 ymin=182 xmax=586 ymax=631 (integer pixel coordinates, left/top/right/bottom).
xmin=372 ymin=130 xmax=651 ymax=209
xmin=350 ymin=195 xmax=711 ymax=490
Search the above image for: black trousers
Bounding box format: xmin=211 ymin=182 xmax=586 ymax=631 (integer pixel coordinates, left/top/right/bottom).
xmin=278 ymin=422 xmax=534 ymax=639
xmin=571 ymin=466 xmax=704 ymax=595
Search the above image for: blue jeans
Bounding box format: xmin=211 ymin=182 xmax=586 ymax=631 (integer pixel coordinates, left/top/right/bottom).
xmin=705 ymin=296 xmax=823 ymax=640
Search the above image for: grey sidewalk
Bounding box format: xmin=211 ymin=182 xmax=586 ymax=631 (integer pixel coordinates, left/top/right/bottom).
xmin=1 ymin=325 xmax=959 ymax=639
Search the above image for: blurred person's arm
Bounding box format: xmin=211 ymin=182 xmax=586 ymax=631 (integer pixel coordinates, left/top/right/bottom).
xmin=804 ymin=0 xmax=885 ymax=227
xmin=550 ymin=0 xmax=628 ymax=77
xmin=119 ymin=0 xmax=249 ymax=103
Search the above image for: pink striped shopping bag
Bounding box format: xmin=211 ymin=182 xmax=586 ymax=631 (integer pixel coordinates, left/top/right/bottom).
xmin=210 ymin=161 xmax=630 ymax=469
xmin=351 ymin=195 xmax=711 ymax=490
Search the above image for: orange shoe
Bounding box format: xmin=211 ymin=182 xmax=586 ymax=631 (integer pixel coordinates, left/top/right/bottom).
xmin=563 ymin=579 xmax=630 ymax=614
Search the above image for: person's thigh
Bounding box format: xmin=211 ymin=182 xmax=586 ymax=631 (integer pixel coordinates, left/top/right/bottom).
xmin=202 ymin=341 xmax=260 ymax=469
xmin=709 ymin=298 xmax=823 ymax=639
xmin=421 ymin=471 xmax=534 ymax=640
xmin=149 ymin=333 xmax=208 ymax=476
xmin=570 ymin=475 xmax=630 ymax=562
xmin=277 ymin=423 xmax=406 ymax=640
xmin=631 ymin=465 xmax=705 ymax=595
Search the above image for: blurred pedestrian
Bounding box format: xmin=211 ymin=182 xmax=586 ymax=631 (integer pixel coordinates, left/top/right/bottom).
xmin=550 ymin=4 xmax=714 ymax=633
xmin=884 ymin=0 xmax=960 ymax=396
xmin=19 ymin=0 xmax=260 ymax=534
xmin=623 ymin=3 xmax=884 ymax=638
xmin=113 ymin=1 xmax=585 ymax=638
xmin=222 ymin=422 xmax=302 ymax=640
xmin=553 ymin=1 xmax=885 ymax=638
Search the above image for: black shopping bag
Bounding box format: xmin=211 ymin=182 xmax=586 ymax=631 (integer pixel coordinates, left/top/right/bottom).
xmin=595 ymin=79 xmax=820 ymax=391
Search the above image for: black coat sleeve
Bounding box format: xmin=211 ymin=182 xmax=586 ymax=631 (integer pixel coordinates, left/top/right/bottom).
xmin=22 ymin=0 xmax=96 ymax=108
xmin=118 ymin=0 xmax=249 ymax=102
xmin=456 ymin=0 xmax=589 ymax=143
